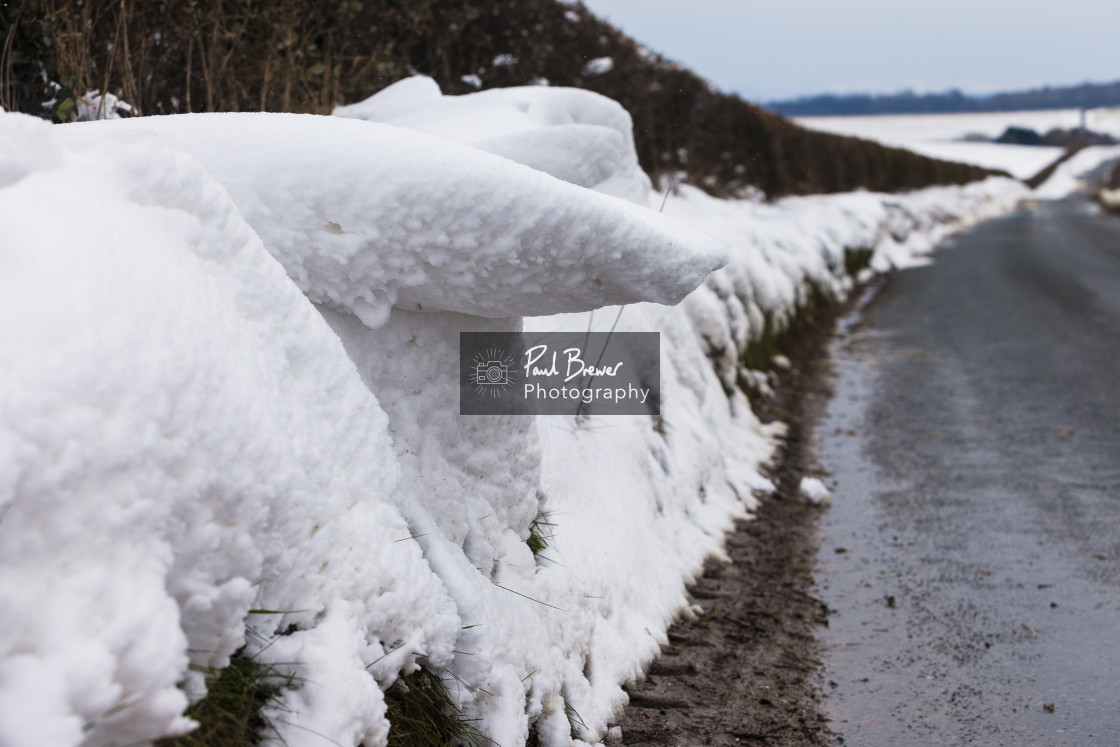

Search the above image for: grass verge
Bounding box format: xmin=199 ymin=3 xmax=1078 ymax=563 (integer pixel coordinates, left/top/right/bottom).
xmin=386 ymin=667 xmax=493 ymax=747
xmin=155 ymin=651 xmax=292 ymax=747
xmin=741 ymin=245 xmax=875 ymax=381
xmin=741 ymin=279 xmax=834 ymax=377
xmin=156 ymin=656 xmax=491 ymax=746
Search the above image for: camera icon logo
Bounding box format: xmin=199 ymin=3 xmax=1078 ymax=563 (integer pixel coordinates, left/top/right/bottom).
xmin=477 ymin=360 xmax=510 ymax=386
xmin=470 ymin=348 xmax=516 ymax=398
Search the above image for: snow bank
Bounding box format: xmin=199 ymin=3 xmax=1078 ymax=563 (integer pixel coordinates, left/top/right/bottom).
xmin=0 ymin=113 xmax=459 ymax=747
xmin=5 ymin=103 xmax=732 ymax=747
xmin=657 ymin=176 xmax=1025 ymax=394
xmin=1 ymin=77 xmax=1028 ymax=747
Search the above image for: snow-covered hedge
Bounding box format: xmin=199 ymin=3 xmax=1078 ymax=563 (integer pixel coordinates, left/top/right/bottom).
xmin=0 ymin=78 xmax=1026 ymax=746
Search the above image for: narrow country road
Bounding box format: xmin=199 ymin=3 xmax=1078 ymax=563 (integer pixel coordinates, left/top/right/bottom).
xmin=816 ymin=195 xmax=1120 ymax=745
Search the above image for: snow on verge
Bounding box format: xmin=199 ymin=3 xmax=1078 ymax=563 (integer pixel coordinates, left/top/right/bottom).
xmin=1 ymin=78 xmax=1028 ymax=747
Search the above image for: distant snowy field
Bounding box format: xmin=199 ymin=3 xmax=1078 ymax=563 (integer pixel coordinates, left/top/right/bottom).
xmin=798 ymin=108 xmax=1120 ymax=180
xmin=1 ymin=79 xmax=1026 ymax=747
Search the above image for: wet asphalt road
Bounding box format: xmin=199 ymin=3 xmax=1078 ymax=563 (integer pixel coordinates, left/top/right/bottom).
xmin=815 ymin=196 xmax=1120 ymax=745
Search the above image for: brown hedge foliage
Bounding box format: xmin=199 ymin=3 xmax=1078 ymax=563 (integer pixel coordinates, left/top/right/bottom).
xmin=2 ymin=0 xmax=1000 ymax=198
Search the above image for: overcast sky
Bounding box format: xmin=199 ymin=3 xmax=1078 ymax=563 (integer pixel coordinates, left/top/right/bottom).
xmin=577 ymin=0 xmax=1120 ymax=102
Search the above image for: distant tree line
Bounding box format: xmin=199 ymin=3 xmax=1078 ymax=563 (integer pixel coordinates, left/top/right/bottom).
xmin=2 ymin=0 xmax=997 ymax=198
xmin=995 ymin=125 xmax=1116 ymax=148
xmin=770 ymin=80 xmax=1120 ymax=117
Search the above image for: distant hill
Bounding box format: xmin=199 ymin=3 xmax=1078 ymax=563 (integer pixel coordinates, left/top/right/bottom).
xmin=769 ymin=80 xmax=1120 ymax=117
xmin=2 ymin=0 xmax=996 ymax=198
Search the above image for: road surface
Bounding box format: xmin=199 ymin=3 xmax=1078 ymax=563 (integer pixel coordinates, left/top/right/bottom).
xmin=816 ymin=195 xmax=1120 ymax=745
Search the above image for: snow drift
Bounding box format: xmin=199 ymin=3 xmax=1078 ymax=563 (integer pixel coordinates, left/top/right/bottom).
xmin=0 ymin=75 xmax=1027 ymax=746
xmin=333 ymin=75 xmax=651 ymax=205
xmin=62 ymin=112 xmax=722 ymax=328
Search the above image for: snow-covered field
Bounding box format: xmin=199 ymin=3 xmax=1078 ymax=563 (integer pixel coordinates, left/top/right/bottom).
xmin=0 ymin=79 xmax=1027 ymax=746
xmin=798 ymin=108 xmax=1120 ymax=180
xmin=1033 ymin=144 xmax=1120 ymax=200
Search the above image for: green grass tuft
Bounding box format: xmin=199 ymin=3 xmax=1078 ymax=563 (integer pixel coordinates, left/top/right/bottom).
xmin=564 ymin=700 xmax=587 ymax=740
xmin=156 ymin=655 xmax=492 ymax=746
xmin=155 ymin=651 xmax=293 ymax=747
xmin=843 ymin=246 xmax=874 ymax=277
xmin=526 ymin=511 xmax=556 ymax=556
xmin=386 ymin=667 xmax=493 ymax=747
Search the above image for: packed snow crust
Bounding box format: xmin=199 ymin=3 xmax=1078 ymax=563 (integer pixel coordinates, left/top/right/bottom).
xmin=0 ymin=76 xmax=1027 ymax=747
xmin=799 ymin=477 xmax=832 ymax=506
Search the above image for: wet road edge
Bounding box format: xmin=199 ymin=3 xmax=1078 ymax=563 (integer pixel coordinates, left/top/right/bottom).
xmin=614 ymin=279 xmax=886 ymax=746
